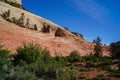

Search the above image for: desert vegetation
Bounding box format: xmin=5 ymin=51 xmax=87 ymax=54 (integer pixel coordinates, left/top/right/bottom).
xmin=0 ymin=10 xmax=40 ymax=31
xmin=110 ymin=41 xmax=120 ymax=58
xmin=41 ymin=24 xmax=51 ymax=33
xmin=0 ymin=42 xmax=78 ymax=80
xmin=0 ymin=41 xmax=120 ymax=80
xmin=0 ymin=10 xmax=86 ymax=38
xmin=1 ymin=10 xmax=11 ymax=22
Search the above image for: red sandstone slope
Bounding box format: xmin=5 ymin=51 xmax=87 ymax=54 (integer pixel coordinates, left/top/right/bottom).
xmin=0 ymin=17 xmax=110 ymax=56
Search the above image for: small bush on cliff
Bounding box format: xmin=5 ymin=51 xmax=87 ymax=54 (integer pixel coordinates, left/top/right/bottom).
xmin=64 ymin=27 xmax=69 ymax=31
xmin=1 ymin=10 xmax=40 ymax=33
xmin=1 ymin=9 xmax=10 ymax=19
xmin=12 ymin=17 xmax=17 ymax=24
xmin=42 ymin=23 xmax=50 ymax=33
xmin=17 ymin=13 xmax=25 ymax=27
xmin=1 ymin=10 xmax=12 ymax=22
xmin=12 ymin=13 xmax=26 ymax=28
xmin=72 ymin=32 xmax=84 ymax=39
xmin=33 ymin=24 xmax=38 ymax=30
xmin=1 ymin=10 xmax=26 ymax=28
xmin=25 ymin=18 xmax=30 ymax=29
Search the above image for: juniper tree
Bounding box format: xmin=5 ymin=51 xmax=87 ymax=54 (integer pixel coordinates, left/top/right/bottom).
xmin=17 ymin=13 xmax=25 ymax=27
xmin=26 ymin=18 xmax=30 ymax=29
xmin=93 ymin=37 xmax=102 ymax=58
xmin=33 ymin=24 xmax=37 ymax=30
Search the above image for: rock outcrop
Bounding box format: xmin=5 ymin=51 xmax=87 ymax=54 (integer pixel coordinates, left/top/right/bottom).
xmin=0 ymin=1 xmax=75 ymax=37
xmin=0 ymin=1 xmax=111 ymax=56
xmin=7 ymin=0 xmax=22 ymax=5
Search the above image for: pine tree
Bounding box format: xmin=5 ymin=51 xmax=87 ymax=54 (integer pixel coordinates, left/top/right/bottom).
xmin=93 ymin=37 xmax=102 ymax=57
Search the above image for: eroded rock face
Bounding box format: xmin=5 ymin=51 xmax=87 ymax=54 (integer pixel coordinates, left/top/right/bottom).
xmin=55 ymin=28 xmax=67 ymax=37
xmin=0 ymin=0 xmax=111 ymax=56
xmin=7 ymin=0 xmax=22 ymax=5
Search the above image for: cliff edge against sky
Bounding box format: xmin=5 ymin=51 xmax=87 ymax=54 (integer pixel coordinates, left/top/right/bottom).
xmin=0 ymin=0 xmax=110 ymax=56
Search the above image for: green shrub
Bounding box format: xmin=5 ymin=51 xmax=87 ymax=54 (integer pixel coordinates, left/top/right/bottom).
xmin=68 ymin=50 xmax=81 ymax=62
xmin=94 ymin=44 xmax=102 ymax=58
xmin=79 ymin=67 xmax=91 ymax=72
xmin=40 ymin=48 xmax=51 ymax=63
xmin=0 ymin=42 xmax=78 ymax=80
xmin=83 ymin=53 xmax=97 ymax=63
xmin=93 ymin=37 xmax=103 ymax=58
xmin=96 ymin=65 xmax=111 ymax=71
xmin=56 ymin=67 xmax=78 ymax=80
xmin=110 ymin=42 xmax=120 ymax=58
xmin=6 ymin=66 xmax=38 ymax=80
xmin=79 ymin=74 xmax=88 ymax=79
xmin=92 ymin=74 xmax=107 ymax=80
xmin=12 ymin=42 xmax=53 ymax=65
xmin=12 ymin=42 xmax=41 ymax=65
xmin=54 ymin=56 xmax=68 ymax=65
xmin=0 ymin=48 xmax=11 ymax=70
xmin=83 ymin=53 xmax=112 ymax=63
xmin=0 ymin=48 xmax=13 ymax=80
xmin=109 ymin=70 xmax=120 ymax=78
xmin=24 ymin=60 xmax=78 ymax=80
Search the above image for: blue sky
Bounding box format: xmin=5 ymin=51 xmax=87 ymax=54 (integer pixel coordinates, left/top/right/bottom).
xmin=22 ymin=0 xmax=120 ymax=45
